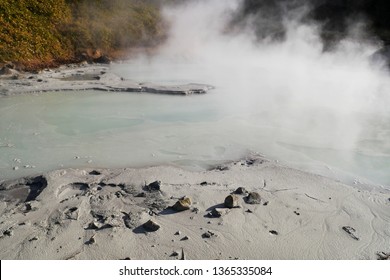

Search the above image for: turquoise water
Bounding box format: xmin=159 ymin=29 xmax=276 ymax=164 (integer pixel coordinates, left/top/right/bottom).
xmin=0 ymin=85 xmax=390 ymax=186
xmin=1 ymin=60 xmax=390 ymax=187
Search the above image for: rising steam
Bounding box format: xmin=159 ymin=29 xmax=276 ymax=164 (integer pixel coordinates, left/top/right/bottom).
xmin=125 ymin=0 xmax=390 ymax=184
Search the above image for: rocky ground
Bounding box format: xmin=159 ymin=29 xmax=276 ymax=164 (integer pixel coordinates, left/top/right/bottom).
xmin=0 ymin=155 xmax=389 ymax=260
xmin=0 ymin=63 xmax=213 ymax=96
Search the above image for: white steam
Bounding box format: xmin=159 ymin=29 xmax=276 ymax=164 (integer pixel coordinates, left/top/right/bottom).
xmin=123 ymin=0 xmax=390 ymax=184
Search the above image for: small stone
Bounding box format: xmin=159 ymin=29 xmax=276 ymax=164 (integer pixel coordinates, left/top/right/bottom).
xmin=172 ymin=197 xmax=191 ymax=212
xmin=13 ymin=166 xmax=19 ymax=171
xmin=376 ymin=252 xmax=390 ymax=260
xmin=145 ymin=181 xmax=161 ymax=192
xmin=181 ymin=236 xmax=189 ymax=241
xmin=85 ymin=222 xmax=99 ymax=230
xmin=342 ymin=226 xmax=359 ymax=241
xmin=29 ymin=237 xmax=38 ymax=242
xmin=170 ymin=251 xmax=179 ymax=257
xmin=142 ymin=220 xmax=160 ymax=232
xmin=202 ymin=231 xmax=215 ymax=238
xmin=200 ymin=181 xmax=208 ymax=186
xmin=174 ymin=231 xmax=181 ymax=235
xmin=85 ymin=236 xmax=95 ymax=245
xmin=234 ymin=187 xmax=247 ymax=195
xmin=246 ymin=192 xmax=262 ymax=204
xmin=246 ymin=209 xmax=253 ymax=213
xmin=3 ymin=229 xmax=13 ymax=236
xmin=224 ymin=194 xmax=239 ymax=208
xmin=209 ymin=208 xmax=226 ymax=218
xmin=269 ymin=230 xmax=278 ymax=235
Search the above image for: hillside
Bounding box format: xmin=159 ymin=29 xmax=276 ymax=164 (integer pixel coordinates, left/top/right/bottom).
xmin=0 ymin=0 xmax=164 ymax=71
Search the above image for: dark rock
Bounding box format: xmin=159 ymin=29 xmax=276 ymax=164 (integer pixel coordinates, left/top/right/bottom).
xmin=202 ymin=231 xmax=216 ymax=238
xmin=376 ymin=252 xmax=390 ymax=260
xmin=170 ymin=251 xmax=179 ymax=257
xmin=246 ymin=209 xmax=253 ymax=213
xmin=15 ymin=175 xmax=48 ymax=203
xmin=142 ymin=220 xmax=160 ymax=232
xmin=181 ymin=236 xmax=189 ymax=241
xmin=234 ymin=187 xmax=247 ymax=195
xmin=269 ymin=230 xmax=278 ymax=235
xmin=342 ymin=226 xmax=359 ymax=241
xmin=145 ymin=181 xmax=161 ymax=192
xmin=174 ymin=231 xmax=181 ymax=235
xmin=172 ymin=197 xmax=191 ymax=212
xmin=209 ymin=208 xmax=226 ymax=218
xmin=85 ymin=222 xmax=99 ymax=230
xmin=245 ymin=192 xmax=262 ymax=204
xmin=200 ymin=181 xmax=208 ymax=186
xmin=224 ymin=194 xmax=239 ymax=208
xmin=85 ymin=236 xmax=96 ymax=245
xmin=23 ymin=203 xmax=33 ymax=213
xmin=3 ymin=229 xmax=13 ymax=236
xmin=89 ymin=170 xmax=101 ymax=175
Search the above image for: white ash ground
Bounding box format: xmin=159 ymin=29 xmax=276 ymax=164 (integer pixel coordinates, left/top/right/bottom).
xmin=0 ymin=156 xmax=389 ymax=260
xmin=0 ymin=63 xmax=212 ymax=96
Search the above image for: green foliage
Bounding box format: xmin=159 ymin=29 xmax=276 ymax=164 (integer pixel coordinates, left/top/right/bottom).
xmin=0 ymin=0 xmax=164 ymax=69
xmin=0 ymin=0 xmax=72 ymax=64
xmin=63 ymin=0 xmax=163 ymax=52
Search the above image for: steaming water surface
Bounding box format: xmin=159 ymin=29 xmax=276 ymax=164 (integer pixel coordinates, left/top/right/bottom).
xmin=0 ymin=60 xmax=390 ymax=186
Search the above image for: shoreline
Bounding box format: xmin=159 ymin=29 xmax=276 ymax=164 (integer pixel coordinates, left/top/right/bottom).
xmin=0 ymin=62 xmax=213 ymax=96
xmin=1 ymin=155 xmax=389 ymax=260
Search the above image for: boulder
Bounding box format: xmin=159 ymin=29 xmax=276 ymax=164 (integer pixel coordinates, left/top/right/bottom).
xmin=142 ymin=220 xmax=160 ymax=232
xmin=209 ymin=208 xmax=227 ymax=218
xmin=234 ymin=187 xmax=247 ymax=195
xmin=172 ymin=197 xmax=191 ymax=212
xmin=245 ymin=192 xmax=262 ymax=204
xmin=224 ymin=194 xmax=239 ymax=208
xmin=145 ymin=181 xmax=161 ymax=192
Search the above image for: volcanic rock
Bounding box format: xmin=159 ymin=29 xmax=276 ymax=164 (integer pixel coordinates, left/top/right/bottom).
xmin=224 ymin=194 xmax=239 ymax=208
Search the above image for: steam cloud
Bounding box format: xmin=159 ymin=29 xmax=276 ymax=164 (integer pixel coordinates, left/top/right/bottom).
xmin=126 ymin=0 xmax=390 ymax=183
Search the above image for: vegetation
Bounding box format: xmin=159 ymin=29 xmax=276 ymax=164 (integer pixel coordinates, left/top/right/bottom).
xmin=0 ymin=0 xmax=164 ymax=70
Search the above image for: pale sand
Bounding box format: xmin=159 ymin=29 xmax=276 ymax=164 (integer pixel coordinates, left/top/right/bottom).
xmin=0 ymin=155 xmax=389 ymax=260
